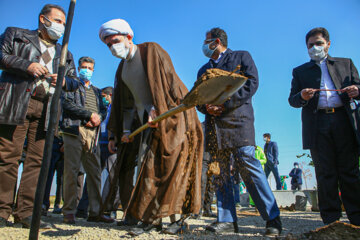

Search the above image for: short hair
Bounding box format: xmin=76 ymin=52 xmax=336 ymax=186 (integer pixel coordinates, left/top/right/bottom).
xmin=207 ymin=27 xmax=228 ymax=47
xmin=102 ymin=86 xmax=113 ymax=95
xmin=78 ymin=56 xmax=95 ymax=67
xmin=39 ymin=4 xmax=66 ymax=20
xmin=263 ymin=133 xmax=271 ymax=139
xmin=306 ymin=27 xmax=330 ymax=44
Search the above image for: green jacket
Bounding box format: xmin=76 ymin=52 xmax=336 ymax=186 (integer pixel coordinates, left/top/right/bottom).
xmin=255 ymin=146 xmax=267 ymax=166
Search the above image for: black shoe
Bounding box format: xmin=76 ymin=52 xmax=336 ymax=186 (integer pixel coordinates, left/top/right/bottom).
xmin=206 ymin=221 xmax=238 ymax=233
xmin=52 ymin=205 xmax=62 ymax=214
xmin=162 ymin=221 xmax=189 ymax=235
xmin=14 ymin=216 xmax=51 ymax=229
xmin=265 ymin=216 xmax=282 ymax=236
xmin=128 ymin=222 xmax=162 ymax=236
xmin=202 ymin=211 xmax=217 ymax=218
xmin=0 ymin=217 xmax=13 ymax=227
xmin=117 ymin=214 xmax=139 ymax=226
xmin=75 ymin=210 xmax=88 ymax=219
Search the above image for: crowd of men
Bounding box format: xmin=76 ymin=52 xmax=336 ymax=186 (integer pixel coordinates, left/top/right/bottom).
xmin=0 ymin=2 xmax=359 ymax=237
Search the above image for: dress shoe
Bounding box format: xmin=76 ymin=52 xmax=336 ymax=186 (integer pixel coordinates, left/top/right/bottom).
xmin=117 ymin=214 xmax=139 ymax=226
xmin=87 ymin=214 xmax=115 ymax=223
xmin=75 ymin=210 xmax=88 ymax=219
xmin=0 ymin=217 xmax=13 ymax=227
xmin=265 ymin=216 xmax=282 ymax=236
xmin=63 ymin=214 xmax=76 ymax=224
xmin=206 ymin=221 xmax=238 ymax=233
xmin=128 ymin=222 xmax=162 ymax=236
xmin=162 ymin=221 xmax=189 ymax=235
xmin=202 ymin=211 xmax=217 ymax=218
xmin=14 ymin=216 xmax=51 ymax=229
xmin=52 ymin=205 xmax=62 ymax=214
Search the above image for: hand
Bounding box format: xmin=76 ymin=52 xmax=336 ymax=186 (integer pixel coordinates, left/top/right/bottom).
xmin=147 ymin=108 xmax=159 ymax=128
xmin=206 ymin=104 xmax=224 ymax=116
xmin=27 ymin=63 xmax=48 ymax=78
xmin=85 ymin=121 xmax=94 ymax=128
xmin=48 ymin=74 xmax=66 ymax=87
xmin=121 ymin=133 xmax=133 ymax=143
xmin=300 ymin=88 xmax=316 ymax=101
xmin=59 ymin=144 xmax=64 ymax=153
xmin=108 ymin=139 xmax=117 ymax=154
xmin=90 ymin=113 xmax=101 ymax=127
xmin=342 ymin=85 xmax=360 ymax=98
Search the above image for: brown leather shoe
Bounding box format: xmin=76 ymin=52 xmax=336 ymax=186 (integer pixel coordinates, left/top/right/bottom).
xmin=87 ymin=215 xmax=115 ymax=223
xmin=63 ymin=214 xmax=75 ymax=224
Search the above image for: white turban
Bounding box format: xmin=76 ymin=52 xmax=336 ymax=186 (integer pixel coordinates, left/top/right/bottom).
xmin=99 ymin=19 xmax=134 ymax=43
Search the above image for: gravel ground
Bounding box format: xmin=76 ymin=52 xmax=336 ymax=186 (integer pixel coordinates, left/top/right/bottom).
xmin=0 ymin=209 xmax=351 ymax=240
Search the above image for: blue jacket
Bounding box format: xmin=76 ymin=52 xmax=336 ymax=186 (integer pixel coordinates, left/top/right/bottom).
xmin=61 ymin=83 xmax=106 ymax=136
xmin=197 ymin=49 xmax=259 ymax=151
xmin=264 ymin=141 xmax=279 ymax=165
xmin=289 ymin=167 xmax=303 ymax=185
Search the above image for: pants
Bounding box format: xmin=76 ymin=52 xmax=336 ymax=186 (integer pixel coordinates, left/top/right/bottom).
xmin=77 ymin=179 xmax=89 ymax=213
xmin=291 ymin=183 xmax=302 ymax=191
xmin=264 ymin=162 xmax=282 ymax=190
xmin=310 ymin=110 xmax=360 ymax=226
xmin=101 ymin=150 xmax=120 ymax=212
xmin=200 ymin=151 xmax=215 ymax=214
xmin=62 ymin=133 xmax=102 ymax=217
xmin=0 ymin=98 xmax=46 ymax=220
xmin=214 ymin=146 xmax=280 ymax=223
xmin=43 ymin=137 xmax=64 ymax=209
xmin=231 ymin=176 xmax=240 ymax=204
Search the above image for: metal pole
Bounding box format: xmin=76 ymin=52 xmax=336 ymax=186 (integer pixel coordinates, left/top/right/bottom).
xmin=29 ymin=1 xmax=76 ymax=239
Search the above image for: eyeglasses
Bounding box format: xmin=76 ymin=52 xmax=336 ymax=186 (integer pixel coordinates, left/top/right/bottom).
xmin=204 ymin=38 xmax=216 ymax=44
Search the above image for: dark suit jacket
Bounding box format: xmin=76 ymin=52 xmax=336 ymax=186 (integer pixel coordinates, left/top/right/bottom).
xmin=288 ymin=56 xmax=360 ymax=149
xmin=264 ymin=141 xmax=279 ymax=165
xmin=197 ymin=49 xmax=258 ymax=151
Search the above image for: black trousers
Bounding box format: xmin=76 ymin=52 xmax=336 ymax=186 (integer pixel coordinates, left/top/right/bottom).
xmin=200 ymin=151 xmax=214 ymax=214
xmin=310 ymin=109 xmax=360 ymax=226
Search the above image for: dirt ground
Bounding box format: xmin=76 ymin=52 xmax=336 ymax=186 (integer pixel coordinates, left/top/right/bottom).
xmin=2 ymin=208 xmax=359 ymax=240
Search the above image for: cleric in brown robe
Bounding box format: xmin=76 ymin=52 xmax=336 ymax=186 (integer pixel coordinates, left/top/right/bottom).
xmin=99 ymin=19 xmax=203 ymax=235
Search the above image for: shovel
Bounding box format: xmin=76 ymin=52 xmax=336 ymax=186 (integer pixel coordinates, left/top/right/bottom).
xmin=128 ymin=65 xmax=248 ymax=139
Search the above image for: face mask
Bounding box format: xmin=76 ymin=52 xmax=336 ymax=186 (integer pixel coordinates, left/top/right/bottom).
xmin=110 ymin=42 xmax=129 ymax=59
xmin=308 ymin=45 xmax=327 ymax=61
xmin=43 ymin=16 xmax=65 ymax=40
xmin=102 ymin=96 xmax=110 ymax=106
xmin=295 ymin=165 xmax=299 ymax=168
xmin=263 ymin=138 xmax=267 ymax=142
xmin=202 ymin=39 xmax=217 ymax=58
xmin=79 ymin=68 xmax=93 ymax=81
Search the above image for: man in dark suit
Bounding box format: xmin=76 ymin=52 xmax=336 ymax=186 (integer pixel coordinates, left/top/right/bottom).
xmin=263 ymin=133 xmax=282 ymax=190
xmin=197 ymin=27 xmax=281 ymax=236
xmin=289 ymin=27 xmax=360 ymax=226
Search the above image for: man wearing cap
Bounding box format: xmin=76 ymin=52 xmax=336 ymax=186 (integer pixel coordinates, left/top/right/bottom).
xmin=0 ymin=4 xmax=79 ymax=228
xmin=99 ymin=19 xmax=203 ymax=235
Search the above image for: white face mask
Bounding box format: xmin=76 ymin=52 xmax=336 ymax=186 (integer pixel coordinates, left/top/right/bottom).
xmin=110 ymin=42 xmax=129 ymax=59
xmin=295 ymin=165 xmax=299 ymax=168
xmin=308 ymin=45 xmax=327 ymax=61
xmin=43 ymin=17 xmax=65 ymax=40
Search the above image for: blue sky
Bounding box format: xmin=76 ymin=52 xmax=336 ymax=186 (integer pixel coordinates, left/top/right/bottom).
xmin=1 ymin=0 xmax=360 ymax=189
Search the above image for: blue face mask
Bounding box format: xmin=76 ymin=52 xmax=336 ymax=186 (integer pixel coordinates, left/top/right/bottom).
xmin=102 ymin=96 xmax=110 ymax=106
xmin=79 ymin=68 xmax=93 ymax=81
xmin=202 ymin=39 xmax=217 ymax=58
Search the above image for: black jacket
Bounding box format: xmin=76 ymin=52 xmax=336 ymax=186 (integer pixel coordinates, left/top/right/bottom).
xmin=0 ymin=27 xmax=79 ymax=125
xmin=288 ymin=56 xmax=360 ymax=149
xmin=197 ymin=49 xmax=259 ymax=151
xmin=61 ymin=83 xmax=107 ymax=136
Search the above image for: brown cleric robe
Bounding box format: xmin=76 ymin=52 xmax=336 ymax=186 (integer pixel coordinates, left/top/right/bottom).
xmin=107 ymin=42 xmax=203 ymax=223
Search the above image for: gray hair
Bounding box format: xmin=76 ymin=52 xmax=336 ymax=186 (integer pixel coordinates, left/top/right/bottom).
xmin=78 ymin=56 xmax=95 ymax=67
